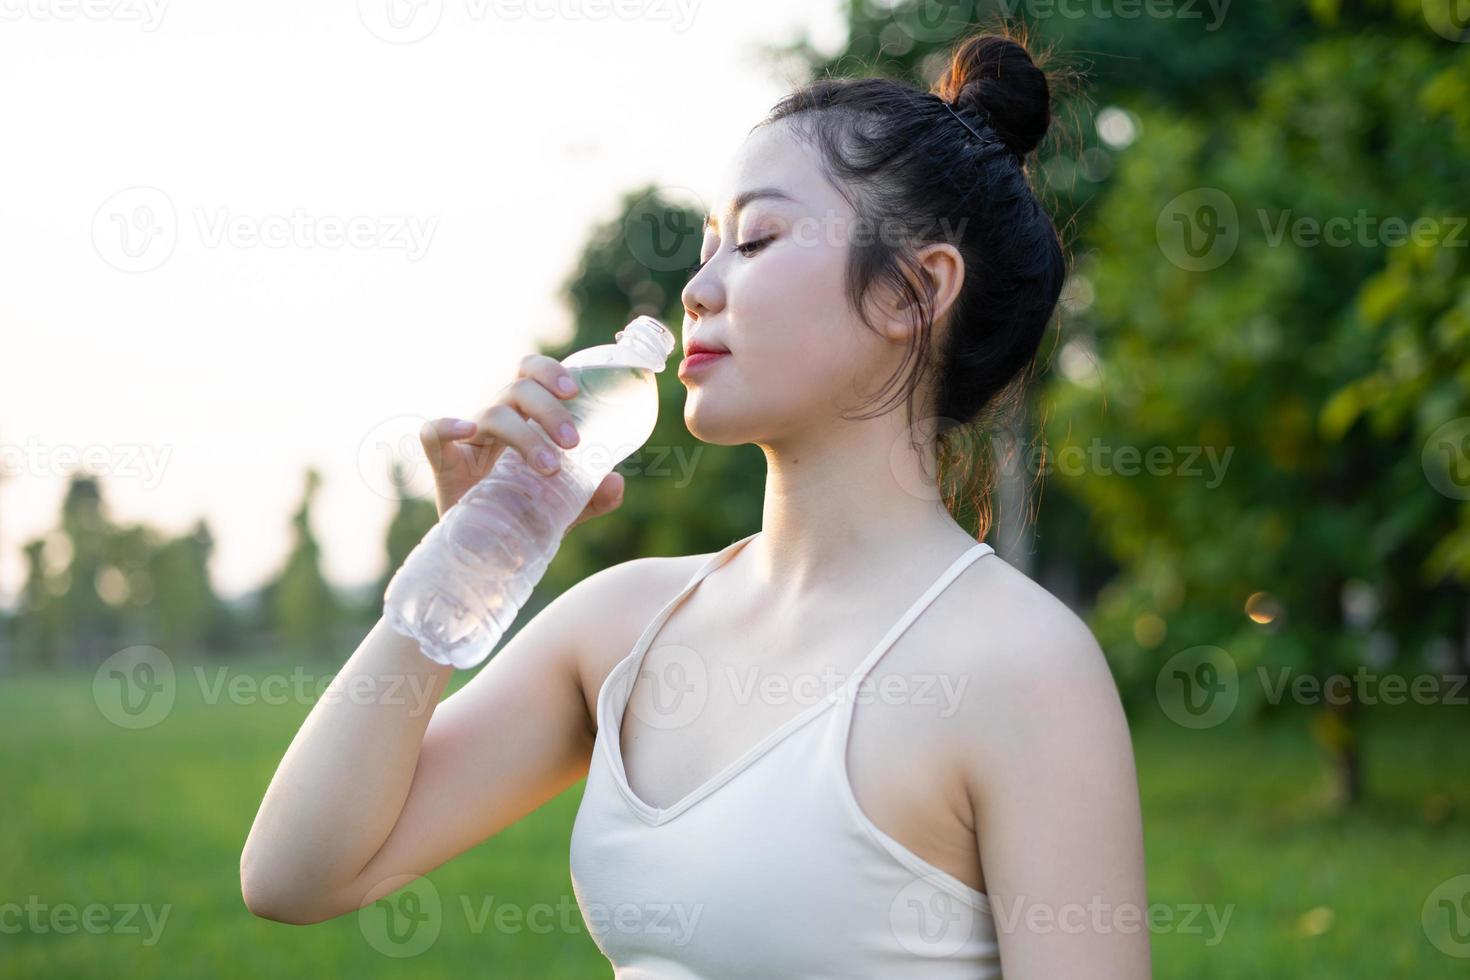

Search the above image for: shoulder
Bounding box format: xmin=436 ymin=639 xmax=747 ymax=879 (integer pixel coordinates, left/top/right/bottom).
xmin=943 ymin=551 xmax=1116 ymax=695
xmin=916 ymin=548 xmax=1113 ymax=686
xmin=935 ymin=555 xmax=1153 ymax=973
xmin=558 ymin=545 xmax=722 ymax=725
xmin=932 ymin=553 xmax=1134 ymax=804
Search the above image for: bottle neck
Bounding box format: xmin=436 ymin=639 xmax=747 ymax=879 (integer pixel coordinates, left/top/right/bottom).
xmin=617 ymin=316 xmax=676 ymax=371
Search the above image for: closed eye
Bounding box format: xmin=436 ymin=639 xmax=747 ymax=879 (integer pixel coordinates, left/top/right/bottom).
xmin=688 ymin=236 xmax=775 ymax=275
xmin=734 ymin=235 xmax=774 ymax=257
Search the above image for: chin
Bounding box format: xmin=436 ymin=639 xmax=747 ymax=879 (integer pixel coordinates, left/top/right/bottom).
xmin=682 ymin=395 xmax=762 ymax=447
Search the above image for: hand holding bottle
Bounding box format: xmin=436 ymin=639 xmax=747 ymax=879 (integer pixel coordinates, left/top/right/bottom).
xmin=418 ymin=353 xmax=625 ymax=527
xmin=385 ymin=315 xmax=675 ymax=668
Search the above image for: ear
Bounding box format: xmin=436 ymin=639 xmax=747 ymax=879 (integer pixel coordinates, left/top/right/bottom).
xmin=875 ymin=242 xmax=966 ymax=344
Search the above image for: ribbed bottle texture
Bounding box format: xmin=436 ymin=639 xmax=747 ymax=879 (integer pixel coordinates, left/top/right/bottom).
xmin=383 ymin=316 xmax=676 ymax=668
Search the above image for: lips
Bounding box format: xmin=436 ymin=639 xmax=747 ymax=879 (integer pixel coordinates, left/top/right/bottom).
xmin=678 ymin=344 xmax=730 ymax=378
xmin=684 ymin=340 xmax=729 ymax=356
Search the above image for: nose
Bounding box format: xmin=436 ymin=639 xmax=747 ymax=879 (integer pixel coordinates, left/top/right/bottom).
xmin=681 ymin=263 xmax=723 ymax=323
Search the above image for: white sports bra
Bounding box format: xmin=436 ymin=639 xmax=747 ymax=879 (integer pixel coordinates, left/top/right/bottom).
xmin=569 ymin=532 xmax=1002 ymax=978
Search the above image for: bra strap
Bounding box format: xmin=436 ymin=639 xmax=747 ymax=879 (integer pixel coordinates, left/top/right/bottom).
xmin=839 ymin=541 xmax=995 ymax=702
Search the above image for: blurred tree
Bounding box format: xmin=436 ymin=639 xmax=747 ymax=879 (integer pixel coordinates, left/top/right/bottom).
xmin=507 ymin=1 xmax=1468 ymax=799
xmin=13 ymin=538 xmax=60 ymax=670
xmin=55 ymin=476 xmax=123 ymax=667
xmin=752 ymin=1 xmax=1467 ymax=803
xmin=0 ymin=429 xmax=6 ymax=672
xmin=377 ymin=459 xmax=438 ymax=601
xmin=260 ymin=467 xmax=342 ymax=659
xmin=1045 ymin=20 xmax=1470 ymax=806
xmin=757 ymin=1 xmax=1431 ymax=601
xmin=9 ymin=476 xmax=237 ymax=667
xmin=145 ymin=518 xmax=235 ymax=657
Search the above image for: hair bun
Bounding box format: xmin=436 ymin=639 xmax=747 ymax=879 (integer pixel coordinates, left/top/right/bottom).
xmin=932 ymin=33 xmax=1051 ymax=159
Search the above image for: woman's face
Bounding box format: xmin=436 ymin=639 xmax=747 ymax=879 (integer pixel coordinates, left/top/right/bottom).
xmin=679 ymin=119 xmax=910 ymax=447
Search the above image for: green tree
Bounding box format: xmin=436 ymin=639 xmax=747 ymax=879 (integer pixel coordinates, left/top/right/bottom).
xmin=1045 ymin=21 xmax=1470 ymax=805
xmin=145 ymin=519 xmax=234 ymax=657
xmin=261 ymin=467 xmax=342 ymax=659
xmin=54 ymin=476 xmax=123 ymax=667
xmin=14 ymin=538 xmax=60 ymax=670
xmin=377 ymin=459 xmax=438 ymax=601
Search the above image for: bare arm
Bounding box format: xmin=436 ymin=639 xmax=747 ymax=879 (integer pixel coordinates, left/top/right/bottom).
xmin=241 ymin=351 xmax=628 ymax=924
xmin=239 ymin=577 xmax=601 ymax=924
xmin=964 ymin=599 xmax=1153 ymax=977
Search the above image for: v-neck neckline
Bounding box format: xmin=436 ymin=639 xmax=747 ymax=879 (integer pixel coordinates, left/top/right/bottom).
xmin=597 ymin=532 xmax=994 ymax=827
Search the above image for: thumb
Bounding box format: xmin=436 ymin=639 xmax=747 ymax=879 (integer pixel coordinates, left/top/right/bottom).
xmin=568 ymin=473 xmax=625 ymax=534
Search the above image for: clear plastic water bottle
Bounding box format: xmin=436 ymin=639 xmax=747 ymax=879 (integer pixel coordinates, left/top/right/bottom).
xmin=383 ymin=315 xmax=677 ymax=668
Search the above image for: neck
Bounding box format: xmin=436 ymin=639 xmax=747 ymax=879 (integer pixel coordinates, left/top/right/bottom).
xmin=741 ymin=410 xmax=979 ymax=597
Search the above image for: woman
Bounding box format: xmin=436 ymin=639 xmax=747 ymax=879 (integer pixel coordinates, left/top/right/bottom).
xmin=241 ymin=30 xmax=1151 ymax=979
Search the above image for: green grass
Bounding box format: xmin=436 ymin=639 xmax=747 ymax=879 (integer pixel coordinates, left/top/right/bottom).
xmin=2 ymin=660 xmax=1467 ymax=978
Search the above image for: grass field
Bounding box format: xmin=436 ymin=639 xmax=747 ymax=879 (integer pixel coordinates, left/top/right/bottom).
xmin=2 ymin=658 xmax=1467 ymax=978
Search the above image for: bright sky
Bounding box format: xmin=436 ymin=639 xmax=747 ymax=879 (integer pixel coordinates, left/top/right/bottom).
xmin=0 ymin=0 xmax=847 ymax=608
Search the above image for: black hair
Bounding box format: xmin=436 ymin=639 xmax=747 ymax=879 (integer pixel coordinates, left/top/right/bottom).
xmin=760 ymin=29 xmax=1067 ymax=537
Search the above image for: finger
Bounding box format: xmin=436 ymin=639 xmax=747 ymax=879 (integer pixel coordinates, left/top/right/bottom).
xmin=505 ymin=377 xmax=580 ymax=450
xmin=588 ymin=472 xmax=625 ymax=514
xmin=419 ymin=417 xmax=476 ymax=467
xmin=465 ymin=403 xmax=561 ymax=476
xmin=516 ymin=353 xmax=580 ymax=400
xmin=568 ymin=473 xmax=624 ymax=533
xmin=420 ymin=417 xmax=476 ymax=448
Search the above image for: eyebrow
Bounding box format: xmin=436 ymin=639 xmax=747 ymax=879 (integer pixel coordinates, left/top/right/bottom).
xmin=704 ymin=187 xmax=798 ymax=230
